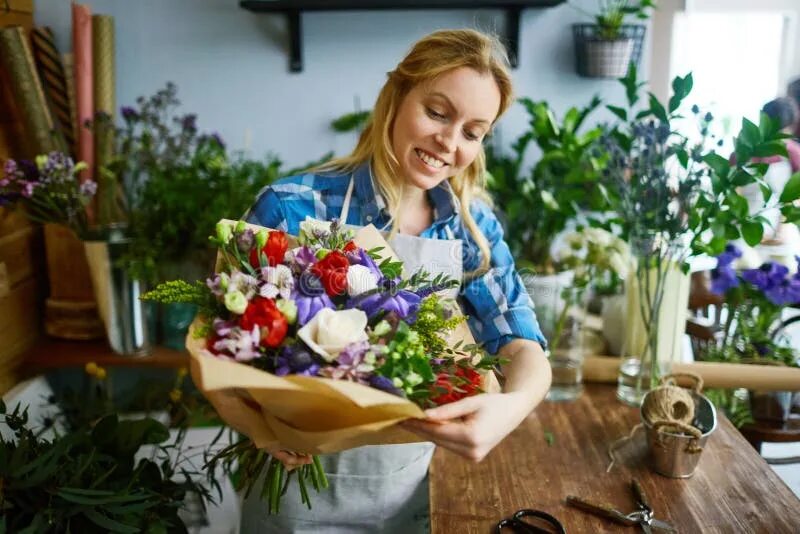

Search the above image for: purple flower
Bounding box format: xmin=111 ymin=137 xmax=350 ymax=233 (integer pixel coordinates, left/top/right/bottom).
xmin=273 ymin=345 xmax=320 ymax=376
xmin=181 ymin=113 xmax=197 ymax=131
xmin=368 ymin=374 xmax=403 ymax=397
xmin=288 ymin=246 xmax=318 ymax=272
xmin=318 ymin=340 xmax=373 ymax=383
xmin=716 ymin=243 xmax=742 ymax=267
xmin=742 ymin=262 xmax=789 ymax=292
xmin=351 ymin=278 xmax=421 ymax=320
xmin=711 ymin=264 xmax=739 ymax=294
xmin=347 ymin=248 xmax=382 ymax=279
xmin=235 ymin=228 xmax=255 ymax=253
xmin=79 ymin=180 xmax=98 ymax=197
xmin=121 ymin=106 xmax=138 ymax=122
xmin=293 ymin=271 xmax=334 ymax=325
xmin=764 ymin=277 xmax=800 ymax=306
xmin=211 ymin=132 xmax=225 ymax=149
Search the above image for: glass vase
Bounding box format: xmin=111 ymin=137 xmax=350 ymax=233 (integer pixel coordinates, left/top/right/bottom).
xmin=616 ymin=241 xmax=691 ymax=406
xmin=546 ymin=286 xmax=590 ymax=402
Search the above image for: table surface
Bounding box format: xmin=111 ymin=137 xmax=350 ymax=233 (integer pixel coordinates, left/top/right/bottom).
xmin=429 ymin=383 xmax=800 ymax=533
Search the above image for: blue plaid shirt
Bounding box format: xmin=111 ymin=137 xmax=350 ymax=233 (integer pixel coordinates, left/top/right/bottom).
xmin=245 ymin=162 xmax=546 ymax=354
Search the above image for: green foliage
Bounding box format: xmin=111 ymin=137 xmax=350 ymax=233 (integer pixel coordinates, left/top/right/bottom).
xmin=486 ymin=96 xmax=607 ymax=270
xmin=572 ymin=1 xmax=657 ymax=40
xmin=141 ymin=279 xmax=220 ymax=319
xmin=330 ymin=110 xmax=371 ymax=133
xmin=0 ymin=402 xmax=210 ymax=533
xmin=413 ymin=295 xmax=468 ymax=355
xmin=377 ymin=322 xmax=436 ymax=400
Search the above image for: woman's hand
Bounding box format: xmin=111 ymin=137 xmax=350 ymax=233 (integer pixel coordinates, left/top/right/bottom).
xmin=264 ymin=444 xmax=314 ymax=471
xmin=399 ymin=391 xmax=532 ymax=462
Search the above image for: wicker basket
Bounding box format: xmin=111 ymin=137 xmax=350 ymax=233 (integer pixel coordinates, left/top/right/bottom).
xmin=573 ymin=24 xmax=646 ymax=79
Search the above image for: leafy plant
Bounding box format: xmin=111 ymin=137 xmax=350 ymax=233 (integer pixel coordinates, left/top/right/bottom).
xmin=572 ymin=1 xmax=657 ymax=40
xmin=0 ymin=369 xmax=213 ymax=533
xmin=486 ymin=97 xmax=607 ymax=271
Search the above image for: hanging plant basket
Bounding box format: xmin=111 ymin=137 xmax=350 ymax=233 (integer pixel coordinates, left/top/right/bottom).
xmin=572 ymin=24 xmax=646 ymax=79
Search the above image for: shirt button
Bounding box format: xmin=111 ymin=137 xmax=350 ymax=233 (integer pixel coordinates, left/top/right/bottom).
xmin=366 ymin=215 xmax=373 ymax=222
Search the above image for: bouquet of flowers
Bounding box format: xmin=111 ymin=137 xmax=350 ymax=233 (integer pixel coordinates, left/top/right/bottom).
xmin=0 ymin=152 xmax=95 ymax=238
xmin=143 ymin=217 xmax=500 ymax=513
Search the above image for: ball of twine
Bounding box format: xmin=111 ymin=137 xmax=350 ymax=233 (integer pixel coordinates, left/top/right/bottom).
xmin=643 ymin=374 xmax=703 ymax=452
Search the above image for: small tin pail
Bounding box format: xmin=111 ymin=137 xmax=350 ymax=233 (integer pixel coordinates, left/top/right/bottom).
xmin=640 ymin=374 xmax=717 ymax=478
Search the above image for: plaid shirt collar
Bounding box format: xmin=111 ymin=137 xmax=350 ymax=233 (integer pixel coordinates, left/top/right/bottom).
xmin=352 ymin=161 xmax=458 ymax=227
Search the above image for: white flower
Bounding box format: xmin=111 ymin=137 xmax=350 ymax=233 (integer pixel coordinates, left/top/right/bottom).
xmin=584 ymin=227 xmax=613 ymax=248
xmin=260 ymin=264 xmax=294 ymax=300
xmin=297 ymin=308 xmax=368 ymax=362
xmin=224 ymin=291 xmax=248 ymax=315
xmin=346 ymin=264 xmax=379 ymax=297
xmin=299 ymin=217 xmax=332 ymax=245
xmin=228 ymin=272 xmax=258 ymax=299
xmin=608 ymin=252 xmax=630 ymax=279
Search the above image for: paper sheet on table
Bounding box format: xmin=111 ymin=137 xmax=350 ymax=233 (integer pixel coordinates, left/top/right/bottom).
xmin=190 ymin=220 xmax=495 ymax=454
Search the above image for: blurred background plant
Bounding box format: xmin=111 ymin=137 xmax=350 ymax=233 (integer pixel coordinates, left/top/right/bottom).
xmin=0 ymin=152 xmax=95 ymax=238
xmin=486 ymin=97 xmax=607 ymax=273
xmin=0 ymin=364 xmax=216 ymax=532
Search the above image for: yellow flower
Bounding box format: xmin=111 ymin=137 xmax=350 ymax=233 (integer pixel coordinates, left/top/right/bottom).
xmin=177 ymin=367 xmax=188 ymax=379
xmin=169 ymin=389 xmax=182 ymax=403
xmin=95 ymin=367 xmax=107 ymax=380
xmin=85 ymin=362 xmax=98 ymax=376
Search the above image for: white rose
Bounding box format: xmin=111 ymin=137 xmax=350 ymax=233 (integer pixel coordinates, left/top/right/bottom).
xmin=297 ymin=308 xmax=368 ymax=362
xmin=346 ymin=264 xmax=379 ymax=297
xmin=299 ymin=217 xmax=332 ymax=244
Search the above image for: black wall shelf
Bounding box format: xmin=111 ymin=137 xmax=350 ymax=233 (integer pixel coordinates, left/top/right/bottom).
xmin=240 ymin=1 xmax=566 ymax=72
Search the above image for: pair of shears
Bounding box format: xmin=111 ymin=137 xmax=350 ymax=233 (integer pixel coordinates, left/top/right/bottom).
xmin=494 ymin=508 xmax=565 ymax=533
xmin=566 ymin=479 xmax=676 ymax=533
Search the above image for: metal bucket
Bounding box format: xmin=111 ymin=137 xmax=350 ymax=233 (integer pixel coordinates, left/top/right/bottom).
xmin=640 ymin=390 xmax=717 ymax=478
xmin=84 ymin=225 xmax=153 ymax=356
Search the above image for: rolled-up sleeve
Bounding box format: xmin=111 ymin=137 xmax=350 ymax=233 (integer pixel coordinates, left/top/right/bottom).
xmin=460 ymin=202 xmax=547 ymax=354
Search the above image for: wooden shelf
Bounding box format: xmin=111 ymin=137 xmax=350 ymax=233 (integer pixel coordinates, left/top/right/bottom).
xmin=239 ymin=0 xmax=566 ymax=71
xmin=21 ymin=338 xmax=189 ymax=374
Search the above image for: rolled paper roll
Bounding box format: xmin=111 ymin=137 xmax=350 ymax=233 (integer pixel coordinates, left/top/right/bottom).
xmin=583 ymin=356 xmax=800 ymax=391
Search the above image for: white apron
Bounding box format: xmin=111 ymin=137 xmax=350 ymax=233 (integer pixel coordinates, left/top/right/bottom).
xmin=240 ymin=177 xmax=463 ymax=533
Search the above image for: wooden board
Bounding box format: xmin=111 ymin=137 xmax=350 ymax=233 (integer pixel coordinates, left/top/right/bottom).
xmin=429 ymin=383 xmax=800 ymax=533
xmin=0 ymin=225 xmax=42 ymax=287
xmin=43 ymin=223 xmax=96 ymax=301
xmin=0 ymin=277 xmax=41 ymax=374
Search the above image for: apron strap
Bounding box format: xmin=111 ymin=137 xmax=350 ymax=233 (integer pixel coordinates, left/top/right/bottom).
xmin=443 ymin=225 xmax=455 ymax=240
xmin=340 ymin=175 xmax=355 ymax=224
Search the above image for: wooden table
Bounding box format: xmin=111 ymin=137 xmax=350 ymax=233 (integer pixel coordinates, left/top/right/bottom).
xmin=429 ymin=383 xmax=800 ymax=533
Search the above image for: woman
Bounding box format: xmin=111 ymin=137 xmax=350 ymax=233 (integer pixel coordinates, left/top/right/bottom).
xmin=242 ymin=29 xmax=551 ymax=533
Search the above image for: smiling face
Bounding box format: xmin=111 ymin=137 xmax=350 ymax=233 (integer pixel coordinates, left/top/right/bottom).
xmin=390 ymin=66 xmax=501 ymax=191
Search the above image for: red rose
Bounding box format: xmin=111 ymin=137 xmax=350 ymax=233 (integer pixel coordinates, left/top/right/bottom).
xmin=239 ymin=297 xmax=288 ymax=347
xmin=311 ymin=250 xmax=349 ymax=296
xmin=430 ymin=367 xmax=482 ymax=405
xmin=249 ymin=230 xmax=289 ymax=268
xmin=343 ymin=240 xmax=358 ymax=253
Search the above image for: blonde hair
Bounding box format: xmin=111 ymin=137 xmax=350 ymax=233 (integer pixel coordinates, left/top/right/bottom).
xmin=317 ymin=28 xmax=514 ymax=276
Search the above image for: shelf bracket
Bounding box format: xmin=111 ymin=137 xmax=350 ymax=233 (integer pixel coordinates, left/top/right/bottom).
xmin=288 ymin=10 xmax=302 ymax=73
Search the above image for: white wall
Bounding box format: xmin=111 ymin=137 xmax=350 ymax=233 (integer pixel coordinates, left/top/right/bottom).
xmin=35 ymin=0 xmax=649 ymax=169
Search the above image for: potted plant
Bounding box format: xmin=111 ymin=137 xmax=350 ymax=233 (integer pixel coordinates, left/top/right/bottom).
xmin=571 ymin=0 xmax=656 ymax=78
xmin=596 ymin=64 xmax=800 ymax=404
xmin=0 ymin=365 xmax=213 ymax=532
xmin=88 ymin=83 xmax=286 ymax=351
xmin=486 ymin=96 xmax=607 ymax=340
xmin=705 ymin=246 xmax=799 ymax=424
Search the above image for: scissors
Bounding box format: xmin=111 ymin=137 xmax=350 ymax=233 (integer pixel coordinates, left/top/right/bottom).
xmin=494 ymin=508 xmax=566 ymax=533
xmin=566 ymin=479 xmax=676 ymax=533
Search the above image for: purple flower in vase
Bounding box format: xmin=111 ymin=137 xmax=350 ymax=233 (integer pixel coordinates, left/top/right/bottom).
xmin=742 ymin=262 xmax=789 ymax=291
xmin=716 ymin=243 xmax=742 ymax=267
xmin=710 ymin=264 xmax=739 ymax=295
xmin=351 ymin=278 xmax=421 ymax=319
xmin=318 ymin=340 xmax=373 ymax=383
xmin=121 ymin=106 xmax=138 ymax=122
xmin=79 ymin=180 xmax=98 ymax=197
xmin=764 ymin=277 xmax=800 ymax=306
xmin=293 ymin=270 xmax=334 ymax=325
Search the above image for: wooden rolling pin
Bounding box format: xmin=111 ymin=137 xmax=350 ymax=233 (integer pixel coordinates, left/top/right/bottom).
xmin=583 ymin=356 xmax=800 ymax=391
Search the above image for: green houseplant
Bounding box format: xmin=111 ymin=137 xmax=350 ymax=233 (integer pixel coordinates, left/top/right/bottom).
xmin=596 ymin=64 xmax=800 ymax=404
xmin=571 ymin=0 xmax=657 ymax=78
xmin=0 ymin=367 xmax=213 ymax=532
xmin=486 ymin=97 xmax=607 ymax=341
